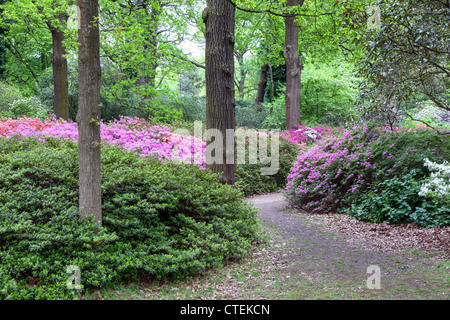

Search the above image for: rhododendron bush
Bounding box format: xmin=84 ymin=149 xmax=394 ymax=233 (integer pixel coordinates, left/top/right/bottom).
xmin=285 ymin=125 xmax=450 ymax=227
xmin=0 ymin=116 xmax=206 ymax=166
xmin=0 ymin=116 xmax=299 ymax=196
xmin=281 ymin=124 xmax=339 ymax=146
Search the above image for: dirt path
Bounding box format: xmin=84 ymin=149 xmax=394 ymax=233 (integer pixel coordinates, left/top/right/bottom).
xmin=238 ymin=192 xmax=450 ymax=300
xmin=101 ymin=192 xmax=449 ymax=300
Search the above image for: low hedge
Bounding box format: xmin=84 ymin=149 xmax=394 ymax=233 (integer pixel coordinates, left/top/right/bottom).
xmin=0 ymin=136 xmax=262 ymax=300
xmin=235 ymin=135 xmax=299 ymax=196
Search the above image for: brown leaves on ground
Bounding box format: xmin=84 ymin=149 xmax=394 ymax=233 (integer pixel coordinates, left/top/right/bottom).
xmin=293 ymin=210 xmax=450 ymax=260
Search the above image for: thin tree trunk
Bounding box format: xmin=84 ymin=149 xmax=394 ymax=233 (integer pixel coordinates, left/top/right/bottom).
xmin=235 ymin=51 xmax=246 ymax=99
xmin=255 ymin=63 xmax=268 ymax=107
xmin=269 ymin=65 xmax=274 ymax=103
xmin=203 ymin=0 xmax=236 ymax=185
xmin=136 ymin=0 xmax=159 ymax=97
xmin=77 ymin=0 xmax=102 ymax=225
xmin=284 ymin=0 xmax=303 ymax=130
xmin=49 ymin=16 xmax=69 ymax=120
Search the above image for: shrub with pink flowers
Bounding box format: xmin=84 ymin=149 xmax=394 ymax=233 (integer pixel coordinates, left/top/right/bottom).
xmin=285 ymin=125 xmax=450 ymax=217
xmin=281 ymin=124 xmax=341 ymax=146
xmin=0 ymin=116 xmax=206 ymax=167
xmin=0 ymin=116 xmax=300 ymax=196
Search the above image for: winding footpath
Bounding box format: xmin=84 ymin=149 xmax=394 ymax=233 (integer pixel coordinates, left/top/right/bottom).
xmin=243 ymin=193 xmax=449 ymax=300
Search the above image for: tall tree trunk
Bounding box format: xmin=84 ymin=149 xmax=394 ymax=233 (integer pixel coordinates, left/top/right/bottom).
xmin=235 ymin=51 xmax=246 ymax=99
xmin=284 ymin=0 xmax=303 ymax=130
xmin=203 ymin=0 xmax=236 ymax=185
xmin=49 ymin=15 xmax=69 ymax=120
xmin=255 ymin=63 xmax=269 ymax=107
xmin=137 ymin=0 xmax=158 ymax=93
xmin=77 ymin=0 xmax=102 ymax=225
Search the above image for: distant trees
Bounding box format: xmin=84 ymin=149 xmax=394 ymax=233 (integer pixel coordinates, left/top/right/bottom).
xmin=99 ymin=0 xmax=201 ymax=122
xmin=1 ymin=0 xmax=71 ymax=119
xmin=0 ymin=0 xmax=8 ymax=79
xmin=226 ymin=0 xmax=344 ymax=130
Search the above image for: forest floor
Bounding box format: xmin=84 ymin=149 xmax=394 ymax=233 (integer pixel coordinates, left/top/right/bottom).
xmin=92 ymin=192 xmax=450 ymax=300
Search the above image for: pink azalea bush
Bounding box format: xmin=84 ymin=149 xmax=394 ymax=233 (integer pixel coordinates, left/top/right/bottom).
xmin=0 ymin=116 xmax=57 ymax=135
xmin=285 ymin=125 xmax=450 ymax=213
xmin=0 ymin=116 xmax=206 ymax=167
xmin=281 ymin=124 xmax=341 ymax=146
xmin=0 ymin=116 xmax=301 ymax=197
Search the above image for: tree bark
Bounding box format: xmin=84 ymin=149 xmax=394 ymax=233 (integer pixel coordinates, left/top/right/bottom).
xmin=284 ymin=0 xmax=303 ymax=130
xmin=255 ymin=63 xmax=269 ymax=107
xmin=48 ymin=14 xmax=69 ymax=120
xmin=203 ymin=0 xmax=236 ymax=185
xmin=235 ymin=51 xmax=246 ymax=99
xmin=77 ymin=0 xmax=102 ymax=225
xmin=136 ymin=0 xmax=158 ymax=92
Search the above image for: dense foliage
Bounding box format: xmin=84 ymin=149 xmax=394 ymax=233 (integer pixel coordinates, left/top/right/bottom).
xmin=236 ymin=134 xmax=299 ymax=196
xmin=350 ymin=169 xmax=450 ymax=228
xmin=285 ymin=125 xmax=450 ymax=227
xmin=1 ymin=116 xmax=301 ymax=197
xmin=0 ymin=136 xmax=262 ymax=300
xmin=346 ymin=0 xmax=449 ymax=124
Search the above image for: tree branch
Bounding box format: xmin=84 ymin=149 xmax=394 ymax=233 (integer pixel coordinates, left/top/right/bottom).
xmin=225 ymin=0 xmax=334 ymax=18
xmin=171 ymin=53 xmax=205 ymax=69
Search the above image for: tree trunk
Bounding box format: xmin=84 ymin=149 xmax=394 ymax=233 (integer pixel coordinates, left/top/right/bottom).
xmin=235 ymin=51 xmax=246 ymax=99
xmin=137 ymin=0 xmax=158 ymax=93
xmin=255 ymin=63 xmax=269 ymax=107
xmin=77 ymin=0 xmax=102 ymax=225
xmin=49 ymin=15 xmax=69 ymax=120
xmin=203 ymin=0 xmax=236 ymax=185
xmin=284 ymin=0 xmax=303 ymax=130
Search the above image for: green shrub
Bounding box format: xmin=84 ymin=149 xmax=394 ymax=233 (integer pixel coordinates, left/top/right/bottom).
xmin=0 ymin=81 xmax=24 ymax=113
xmin=3 ymin=97 xmax=52 ymax=120
xmin=286 ymin=125 xmax=450 ymax=215
xmin=235 ymin=100 xmax=269 ymax=129
xmin=0 ymin=136 xmax=262 ymax=300
xmin=350 ymin=170 xmax=450 ymax=228
xmin=235 ymin=135 xmax=299 ymax=196
xmin=262 ymin=94 xmax=286 ymax=130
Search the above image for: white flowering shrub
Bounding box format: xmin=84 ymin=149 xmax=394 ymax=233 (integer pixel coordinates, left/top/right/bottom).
xmin=304 ymin=129 xmax=318 ymax=140
xmin=419 ymin=158 xmax=450 ymax=204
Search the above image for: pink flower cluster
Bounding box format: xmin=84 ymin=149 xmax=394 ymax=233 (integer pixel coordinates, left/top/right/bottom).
xmin=0 ymin=116 xmax=57 ymax=135
xmin=284 ymin=125 xmax=423 ymax=212
xmin=281 ymin=124 xmax=341 ymax=146
xmin=0 ymin=116 xmax=206 ymax=167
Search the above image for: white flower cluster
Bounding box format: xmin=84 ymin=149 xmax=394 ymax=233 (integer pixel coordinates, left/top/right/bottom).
xmin=304 ymin=129 xmax=318 ymax=140
xmin=419 ymin=158 xmax=450 ymax=204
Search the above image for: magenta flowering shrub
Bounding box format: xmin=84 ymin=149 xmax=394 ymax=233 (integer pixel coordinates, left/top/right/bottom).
xmin=285 ymin=125 xmax=450 ymax=213
xmin=281 ymin=124 xmax=340 ymax=146
xmin=0 ymin=116 xmax=206 ymax=167
xmin=1 ymin=116 xmax=300 ymax=196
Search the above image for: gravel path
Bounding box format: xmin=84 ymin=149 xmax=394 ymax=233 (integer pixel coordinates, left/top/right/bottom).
xmin=241 ymin=192 xmax=450 ymax=300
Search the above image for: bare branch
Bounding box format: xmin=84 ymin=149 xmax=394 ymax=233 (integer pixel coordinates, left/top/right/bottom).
xmin=171 ymin=53 xmax=205 ymax=69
